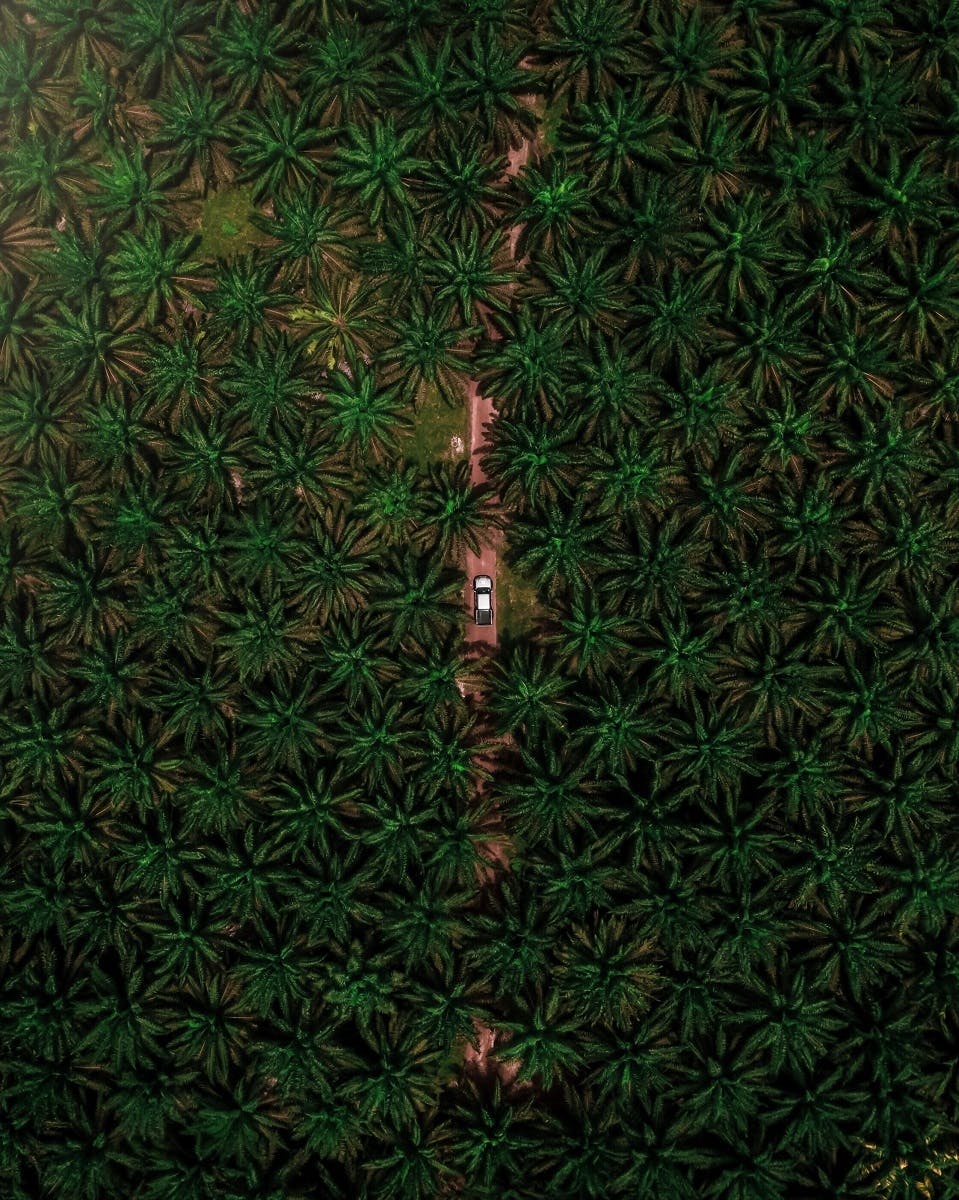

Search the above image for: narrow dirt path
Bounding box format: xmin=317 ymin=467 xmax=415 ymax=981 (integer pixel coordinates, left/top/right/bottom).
xmin=463 ymin=379 xmax=501 ymax=649
xmin=462 ymin=135 xmax=532 ymax=650
xmin=452 ymin=106 xmax=542 ymax=1108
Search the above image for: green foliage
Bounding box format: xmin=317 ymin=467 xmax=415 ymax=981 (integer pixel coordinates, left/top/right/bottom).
xmin=3 ymin=4 xmax=959 ymax=1198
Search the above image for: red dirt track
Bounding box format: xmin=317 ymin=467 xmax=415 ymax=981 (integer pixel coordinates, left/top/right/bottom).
xmin=463 ymin=380 xmax=501 ymax=648
xmin=462 ymin=135 xmax=532 ymax=650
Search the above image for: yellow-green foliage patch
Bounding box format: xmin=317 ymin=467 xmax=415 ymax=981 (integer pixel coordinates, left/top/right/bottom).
xmin=407 ymin=384 xmax=468 ymax=468
xmin=496 ymin=559 xmax=541 ymax=639
xmin=197 ymin=184 xmax=274 ymax=260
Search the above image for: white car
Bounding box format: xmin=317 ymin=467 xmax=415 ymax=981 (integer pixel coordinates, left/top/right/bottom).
xmin=473 ymin=575 xmax=493 ymax=626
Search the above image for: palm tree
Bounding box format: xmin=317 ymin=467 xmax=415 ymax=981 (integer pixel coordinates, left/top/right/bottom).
xmin=598 ymin=168 xmax=698 ymax=283
xmin=534 ymin=0 xmax=642 ymax=105
xmin=251 ymin=185 xmax=355 ymax=283
xmin=141 ymin=329 xmax=218 ymax=430
xmin=767 ymin=127 xmax=847 ymax=228
xmin=666 ymin=1027 xmax=767 ymax=1142
xmin=507 ymin=498 xmax=617 ymax=598
xmin=221 ymin=495 xmax=306 ymax=589
xmin=795 ymin=0 xmax=896 ymax=72
xmin=509 ymin=154 xmax=596 ymax=258
xmin=727 ymin=296 xmax=811 ymax=398
xmin=691 ymin=191 xmax=785 ymax=313
xmin=384 ymin=33 xmax=461 ymax=140
xmin=661 ymin=693 xmax=764 ymax=801
xmin=152 ymin=655 xmax=235 ymax=752
xmin=354 ymin=459 xmax=426 ymax=546
xmin=426 ymin=226 xmax=516 ymax=327
xmin=150 ymin=76 xmax=235 ymax=197
xmin=288 ymin=271 xmax=387 ymax=371
xmin=850 ymin=146 xmax=949 ymax=250
xmin=86 ymin=145 xmax=178 ymax=230
xmin=30 ymin=220 xmax=105 ymax=306
xmin=35 ymin=1106 xmax=133 ymax=1200
xmin=295 ymin=13 xmax=385 ymax=126
xmin=555 ymin=84 xmax=673 ymax=187
xmin=867 ymin=238 xmax=959 ymax=356
xmin=312 ymin=609 xmax=396 ymax=708
xmin=497 ymin=987 xmax=586 ymax=1089
xmin=362 ymin=1114 xmax=456 ymax=1200
xmin=0 ymin=274 xmax=43 ymax=380
xmin=545 ymin=590 xmax=639 ymax=679
xmin=0 ymin=603 xmax=63 ymax=704
xmin=242 ymin=413 xmax=357 ymax=510
xmin=357 ymin=209 xmax=434 ymax=309
xmin=455 ymin=30 xmax=539 ymax=153
xmin=379 ymin=299 xmax=480 ymax=408
xmin=77 ymin=386 xmax=161 ymax=488
xmin=208 ymin=2 xmax=295 ymax=106
xmin=0 ymin=200 xmax=52 ymax=280
xmin=25 ymin=0 xmax=123 ymax=75
xmin=37 ymin=295 xmax=147 ymax=397
xmin=644 ymin=5 xmax=742 ymax=122
xmin=106 ymin=224 xmax=208 ymax=325
xmin=413 ymin=130 xmax=507 ymax=238
xmin=230 ymin=96 xmax=333 ymax=201
xmin=714 ymin=625 xmax=827 ymax=741
xmin=474 ymin=308 xmax=573 ymax=419
xmin=334 ymin=1013 xmax=448 ymax=1128
xmin=418 ymin=459 xmax=500 ymax=559
xmin=554 ymin=917 xmax=662 ymax=1032
xmin=728 ymin=29 xmax=823 ymax=150
xmin=205 ymin=254 xmax=291 ymax=344
xmin=673 ymin=101 xmax=748 ymax=207
xmin=632 ymin=265 xmax=719 ymax=373
xmin=0 ymin=30 xmax=68 ymax=138
xmin=597 ymin=508 xmax=707 ymax=622
xmin=367 ymin=548 xmax=463 ymax=650
xmin=332 ymin=115 xmax=424 ymax=226
xmin=159 ymin=412 xmax=247 ymax=511
xmin=1 ymin=128 xmax=85 ymax=222
xmin=481 ymin=409 xmax=582 ymax=509
xmin=528 ymin=243 xmax=630 ymax=340
xmin=294 ymin=505 xmax=375 ymax=622
xmin=497 ymin=735 xmax=602 ymax=849
xmin=238 ymin=668 xmax=326 ymax=772
xmin=781 ymin=222 xmax=880 ymax=318
xmin=164 ymin=748 xmax=255 ymax=839
xmin=652 ymin=355 xmax=748 ymax=453
xmin=393 ymin=630 xmax=476 ymax=709
xmin=68 ymin=59 xmax=140 ymax=145
xmin=319 ymin=358 xmax=412 ymax=461
xmin=568 ymin=674 xmax=664 ymax=778
xmin=217 ymin=333 xmax=310 ymax=438
xmin=487 ymin=642 xmax=569 ymax=738
xmin=218 ymin=588 xmax=310 ymax=683
xmin=110 ymin=0 xmax=209 ymax=94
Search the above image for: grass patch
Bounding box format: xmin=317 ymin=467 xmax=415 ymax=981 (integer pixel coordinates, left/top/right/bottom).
xmin=496 ymin=559 xmax=541 ymax=639
xmin=197 ymin=183 xmax=274 ymax=260
xmin=406 ymin=385 xmax=468 ymax=468
xmin=540 ymin=93 xmax=566 ymax=153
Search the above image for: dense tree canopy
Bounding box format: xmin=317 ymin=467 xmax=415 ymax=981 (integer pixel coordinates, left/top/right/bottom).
xmin=2 ymin=1 xmax=959 ymax=1198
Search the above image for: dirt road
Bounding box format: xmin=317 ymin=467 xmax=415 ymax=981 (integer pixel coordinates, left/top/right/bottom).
xmin=463 ymin=136 xmax=532 ymax=649
xmin=464 ymin=379 xmax=501 ymax=647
